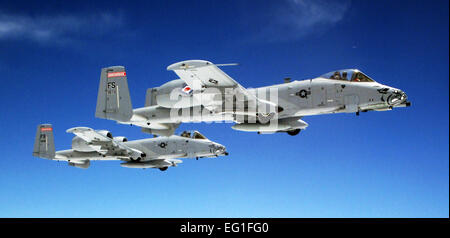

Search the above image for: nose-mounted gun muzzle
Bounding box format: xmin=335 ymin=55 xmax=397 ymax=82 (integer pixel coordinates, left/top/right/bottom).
xmin=210 ymin=143 xmax=228 ymax=156
xmin=387 ymin=89 xmax=408 ymax=106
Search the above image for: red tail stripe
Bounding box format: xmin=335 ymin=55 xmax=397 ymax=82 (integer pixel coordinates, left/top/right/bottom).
xmin=107 ymin=72 xmax=126 ymax=78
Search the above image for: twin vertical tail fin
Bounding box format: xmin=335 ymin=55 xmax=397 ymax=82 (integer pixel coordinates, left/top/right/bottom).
xmin=95 ymin=66 xmax=133 ymax=122
xmin=33 ymin=124 xmax=55 ymax=159
xmin=144 ymin=88 xmax=158 ymax=107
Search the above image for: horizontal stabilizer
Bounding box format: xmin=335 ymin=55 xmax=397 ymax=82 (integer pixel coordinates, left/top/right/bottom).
xmin=145 ymin=88 xmax=158 ymax=107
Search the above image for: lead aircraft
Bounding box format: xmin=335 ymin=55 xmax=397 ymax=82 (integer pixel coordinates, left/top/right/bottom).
xmin=95 ymin=60 xmax=411 ymax=136
xmin=32 ymin=124 xmax=227 ymax=171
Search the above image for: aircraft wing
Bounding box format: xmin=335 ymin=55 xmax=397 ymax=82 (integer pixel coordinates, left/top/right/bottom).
xmin=66 ymin=127 xmax=111 ymax=144
xmin=66 ymin=127 xmax=145 ymax=159
xmin=167 ymin=60 xmax=279 ymax=117
xmin=167 ymin=60 xmax=239 ymax=88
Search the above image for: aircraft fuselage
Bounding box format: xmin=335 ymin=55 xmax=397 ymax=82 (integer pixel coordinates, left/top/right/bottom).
xmin=128 ymin=77 xmax=409 ymax=128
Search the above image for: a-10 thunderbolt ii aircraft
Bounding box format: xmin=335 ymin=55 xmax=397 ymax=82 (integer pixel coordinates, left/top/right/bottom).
xmin=32 ymin=124 xmax=228 ymax=171
xmin=95 ymin=60 xmax=411 ymax=136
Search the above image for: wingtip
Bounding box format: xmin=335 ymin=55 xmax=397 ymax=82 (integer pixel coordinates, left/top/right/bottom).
xmin=166 ymin=60 xmax=213 ymax=71
xmin=66 ymin=127 xmax=93 ymax=133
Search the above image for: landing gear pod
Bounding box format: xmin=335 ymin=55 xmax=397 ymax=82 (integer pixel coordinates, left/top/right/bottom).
xmin=68 ymin=160 xmax=90 ymax=169
xmin=287 ymin=129 xmax=301 ymax=136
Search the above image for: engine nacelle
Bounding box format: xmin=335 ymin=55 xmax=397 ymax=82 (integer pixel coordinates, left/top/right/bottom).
xmin=72 ymin=136 xmax=96 ymax=152
xmin=113 ymin=136 xmax=128 ymax=142
xmin=155 ymin=79 xmax=202 ymax=108
xmin=96 ymin=130 xmax=113 ymax=139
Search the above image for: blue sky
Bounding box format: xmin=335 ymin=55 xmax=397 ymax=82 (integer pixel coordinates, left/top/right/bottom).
xmin=0 ymin=0 xmax=448 ymax=217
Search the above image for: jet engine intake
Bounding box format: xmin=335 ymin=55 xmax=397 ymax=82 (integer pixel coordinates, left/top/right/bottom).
xmin=96 ymin=130 xmax=113 ymax=139
xmin=113 ymin=136 xmax=128 ymax=142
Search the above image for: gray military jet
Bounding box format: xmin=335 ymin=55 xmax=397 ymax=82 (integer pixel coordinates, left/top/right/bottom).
xmin=95 ymin=61 xmax=411 ymax=136
xmin=32 ymin=124 xmax=228 ymax=171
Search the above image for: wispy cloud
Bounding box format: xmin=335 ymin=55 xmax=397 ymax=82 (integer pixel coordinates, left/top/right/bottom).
xmin=245 ymin=0 xmax=351 ymax=42
xmin=0 ymin=11 xmax=125 ymax=44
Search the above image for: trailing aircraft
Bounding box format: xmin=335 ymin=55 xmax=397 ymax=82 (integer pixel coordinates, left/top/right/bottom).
xmin=32 ymin=124 xmax=228 ymax=171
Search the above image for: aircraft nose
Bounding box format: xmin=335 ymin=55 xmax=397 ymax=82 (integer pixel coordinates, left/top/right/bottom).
xmin=386 ymin=88 xmax=408 ymax=106
xmin=211 ymin=143 xmax=227 ymax=156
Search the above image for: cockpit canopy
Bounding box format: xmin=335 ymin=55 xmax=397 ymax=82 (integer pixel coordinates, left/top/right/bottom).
xmin=180 ymin=130 xmax=208 ymax=140
xmin=320 ymin=69 xmax=375 ymax=82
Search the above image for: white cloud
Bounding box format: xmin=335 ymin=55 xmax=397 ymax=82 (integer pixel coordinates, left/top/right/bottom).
xmin=0 ymin=11 xmax=124 ymax=43
xmin=248 ymin=0 xmax=351 ymax=42
xmin=285 ymin=0 xmax=349 ymax=28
